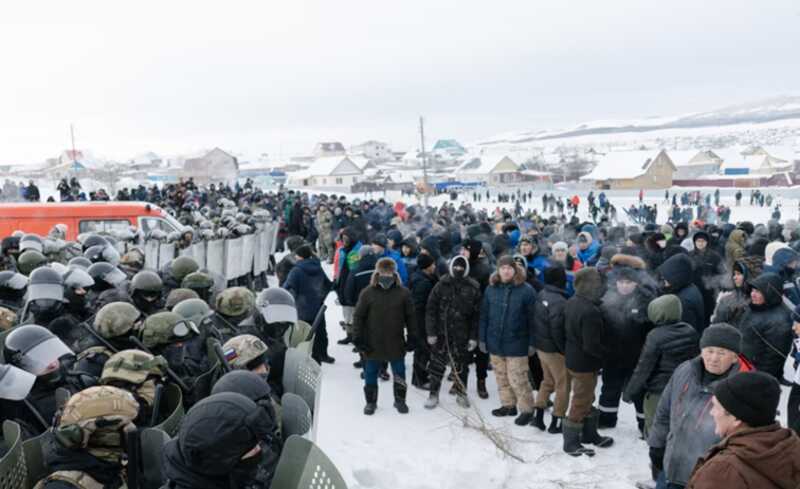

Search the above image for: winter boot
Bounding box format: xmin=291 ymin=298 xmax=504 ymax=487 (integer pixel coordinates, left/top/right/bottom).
xmin=562 ymin=420 xmax=595 ymax=457
xmin=597 ymin=410 xmax=617 ymax=429
xmin=514 ymin=411 xmax=534 ymax=426
xmin=531 ymin=408 xmax=547 ymax=431
xmin=477 ymin=379 xmax=489 ymax=399
xmin=393 ymin=378 xmax=409 ymax=414
xmin=424 ymin=393 xmax=439 ymax=409
xmin=337 ymin=334 xmax=352 ymax=345
xmin=547 ymin=416 xmax=563 ymax=434
xmin=491 ymin=406 xmax=518 ymax=417
xmin=456 ymin=394 xmax=470 ymax=408
xmin=582 ymin=409 xmax=614 ymax=447
xmin=353 ymin=359 xmax=364 ymax=369
xmin=363 ymin=385 xmax=378 ymax=415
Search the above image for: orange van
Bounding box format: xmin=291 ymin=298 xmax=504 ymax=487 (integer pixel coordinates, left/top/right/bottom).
xmin=0 ymin=202 xmax=184 ymax=241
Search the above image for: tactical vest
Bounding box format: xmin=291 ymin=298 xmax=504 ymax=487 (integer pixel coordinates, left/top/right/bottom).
xmin=34 ymin=470 xmax=122 ymax=489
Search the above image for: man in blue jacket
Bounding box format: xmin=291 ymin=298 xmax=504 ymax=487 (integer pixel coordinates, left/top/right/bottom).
xmin=479 ymin=255 xmax=537 ymax=426
xmin=283 ymin=244 xmax=334 ymax=364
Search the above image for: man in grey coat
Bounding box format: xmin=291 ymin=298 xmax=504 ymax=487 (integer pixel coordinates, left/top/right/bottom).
xmin=648 ymin=323 xmax=743 ymax=489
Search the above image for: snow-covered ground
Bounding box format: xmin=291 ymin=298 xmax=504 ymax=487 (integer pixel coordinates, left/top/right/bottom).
xmin=312 ymin=188 xmax=795 ymax=489
xmin=315 ymin=289 xmax=792 ymax=489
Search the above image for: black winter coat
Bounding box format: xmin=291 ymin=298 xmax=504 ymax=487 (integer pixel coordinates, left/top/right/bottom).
xmin=343 ymin=253 xmax=377 ymax=306
xmin=564 ymin=294 xmax=605 ymax=373
xmin=352 ymin=273 xmax=416 ymax=361
xmin=468 ymin=257 xmax=492 ymax=293
xmin=425 ymin=274 xmax=481 ymax=349
xmin=737 ymin=304 xmax=793 ymax=380
xmin=600 ymin=285 xmax=656 ymax=370
xmin=282 ymin=257 xmax=332 ymax=323
xmin=624 ymin=321 xmax=699 ymax=400
xmin=533 ymin=284 xmax=568 ymax=354
xmin=658 ymin=254 xmax=707 ymax=334
xmin=410 ymin=270 xmax=437 ymax=341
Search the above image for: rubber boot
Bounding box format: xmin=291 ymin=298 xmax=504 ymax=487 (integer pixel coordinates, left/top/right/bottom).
xmin=582 ymin=409 xmax=614 ymax=447
xmin=597 ymin=410 xmax=618 ymax=429
xmin=393 ymin=377 xmax=409 ymax=414
xmin=547 ymin=416 xmax=563 ymax=434
xmin=514 ymin=411 xmax=534 ymax=426
xmin=531 ymin=408 xmax=547 ymax=431
xmin=363 ymin=385 xmax=378 ymax=415
xmin=491 ymin=406 xmax=518 ymax=417
xmin=562 ymin=420 xmax=595 ymax=457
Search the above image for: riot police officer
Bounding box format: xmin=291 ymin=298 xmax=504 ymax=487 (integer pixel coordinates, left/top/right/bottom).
xmin=100 ymin=349 xmax=168 ymax=426
xmin=129 ymin=270 xmax=164 ymax=316
xmin=0 ymin=270 xmax=28 ymax=311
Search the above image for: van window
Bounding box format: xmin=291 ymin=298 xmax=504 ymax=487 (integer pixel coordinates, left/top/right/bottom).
xmin=140 ymin=217 xmax=177 ymax=234
xmin=79 ymin=219 xmax=132 ymax=234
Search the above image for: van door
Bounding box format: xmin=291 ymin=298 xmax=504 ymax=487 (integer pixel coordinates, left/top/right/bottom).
xmin=139 ymin=216 xmax=179 ymax=236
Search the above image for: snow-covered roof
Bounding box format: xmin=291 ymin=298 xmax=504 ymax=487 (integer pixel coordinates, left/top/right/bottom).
xmin=581 ymin=150 xmax=668 ymax=180
xmin=456 ymin=154 xmax=520 ymax=174
xmin=348 ymin=155 xmax=372 ymax=170
xmin=304 ymin=156 xmax=362 ymax=176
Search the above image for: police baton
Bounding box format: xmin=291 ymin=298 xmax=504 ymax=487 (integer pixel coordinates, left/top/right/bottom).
xmin=149 ymin=383 xmax=164 ymax=427
xmin=125 ymin=425 xmax=141 ymax=489
xmin=79 ymin=321 xmax=119 ymax=354
xmin=307 ymin=305 xmax=328 ymax=341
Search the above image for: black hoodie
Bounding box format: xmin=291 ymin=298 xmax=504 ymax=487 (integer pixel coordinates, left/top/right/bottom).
xmin=658 ymin=254 xmax=707 ymax=334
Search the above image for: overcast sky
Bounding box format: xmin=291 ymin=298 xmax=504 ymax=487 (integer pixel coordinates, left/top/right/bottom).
xmin=1 ymin=0 xmax=798 ymax=165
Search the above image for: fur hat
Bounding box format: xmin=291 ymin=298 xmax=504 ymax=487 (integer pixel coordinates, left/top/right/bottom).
xmin=376 ymin=257 xmax=396 ymax=274
xmin=610 ymin=254 xmax=646 ymax=270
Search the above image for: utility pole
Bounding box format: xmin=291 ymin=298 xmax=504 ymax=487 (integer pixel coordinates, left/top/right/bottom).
xmin=419 ymin=116 xmax=429 ymax=207
xmin=70 ymin=124 xmax=78 ymax=179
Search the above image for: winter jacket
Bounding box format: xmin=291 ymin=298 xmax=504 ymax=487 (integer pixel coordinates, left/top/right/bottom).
xmin=564 ymin=268 xmax=605 ymax=373
xmin=624 ymin=320 xmax=699 ymax=400
xmin=410 ymin=270 xmax=438 ymax=341
xmin=479 ymin=265 xmax=536 ymax=357
xmin=468 ymin=256 xmax=492 ymax=293
xmin=576 ymin=240 xmax=602 ymax=267
xmin=648 ymin=357 xmax=742 ymax=487
xmin=712 ymin=257 xmax=759 ymax=325
xmin=425 ymin=273 xmax=481 ymax=349
xmin=725 ymin=230 xmax=747 ymax=272
xmin=734 ymin=273 xmax=794 ymax=380
xmin=344 ymin=253 xmax=377 ymax=306
xmin=686 ymin=423 xmax=800 ymax=489
xmin=352 ymin=271 xmax=416 ymax=361
xmin=282 ymin=257 xmax=332 ymax=324
xmin=600 ymin=283 xmax=656 ymax=370
xmin=658 ymin=253 xmax=707 ymax=334
xmin=533 ymin=284 xmax=568 ymax=354
xmin=334 ymin=240 xmax=362 ymax=306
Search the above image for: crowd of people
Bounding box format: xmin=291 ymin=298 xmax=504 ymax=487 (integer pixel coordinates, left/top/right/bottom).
xmin=0 ymin=177 xmax=799 ymax=488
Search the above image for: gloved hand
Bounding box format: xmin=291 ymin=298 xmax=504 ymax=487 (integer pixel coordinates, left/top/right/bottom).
xmin=468 ymin=340 xmax=478 ymax=351
xmin=479 ymin=341 xmax=487 ymax=354
xmin=427 ymin=336 xmax=438 ymax=346
xmin=649 ymin=446 xmax=665 ymax=473
xmin=527 ymin=346 xmax=536 ymax=357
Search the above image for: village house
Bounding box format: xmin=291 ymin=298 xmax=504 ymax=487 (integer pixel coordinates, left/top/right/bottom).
xmin=455 ymin=154 xmax=523 ymax=185
xmin=182 ymin=148 xmax=239 ymax=184
xmin=581 ymin=149 xmax=676 ymax=189
xmin=288 ymin=155 xmax=363 ymax=190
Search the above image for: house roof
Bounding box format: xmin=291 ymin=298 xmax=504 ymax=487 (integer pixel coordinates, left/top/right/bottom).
xmin=432 ymin=139 xmax=465 ymax=151
xmin=581 ymin=150 xmax=672 ymax=180
xmin=315 ymin=142 xmax=345 ymax=153
xmin=456 ymin=154 xmax=520 ymax=174
xmin=305 ymin=156 xmax=362 ymax=176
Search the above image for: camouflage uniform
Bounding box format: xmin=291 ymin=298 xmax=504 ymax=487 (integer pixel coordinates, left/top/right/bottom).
xmin=207 ymin=287 xmax=255 ymax=341
xmin=100 ymin=349 xmax=168 ymax=425
xmin=316 ymin=206 xmax=335 ymax=263
xmin=36 ymin=386 xmax=138 ymax=489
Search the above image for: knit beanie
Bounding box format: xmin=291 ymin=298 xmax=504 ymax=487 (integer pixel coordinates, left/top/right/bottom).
xmin=699 ymin=323 xmax=742 ymax=354
xmin=713 ymin=371 xmax=780 ymax=427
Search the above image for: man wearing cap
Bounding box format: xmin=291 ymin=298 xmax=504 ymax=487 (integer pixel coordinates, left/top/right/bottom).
xmin=685 ymin=371 xmax=800 ymax=489
xmin=649 ymin=324 xmax=744 ymax=489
